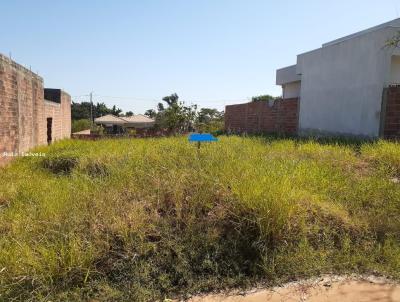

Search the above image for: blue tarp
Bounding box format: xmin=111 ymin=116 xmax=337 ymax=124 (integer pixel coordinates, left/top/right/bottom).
xmin=188 ymin=133 xmax=218 ymax=142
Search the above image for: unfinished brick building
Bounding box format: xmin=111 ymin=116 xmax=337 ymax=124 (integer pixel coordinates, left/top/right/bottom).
xmin=0 ymin=54 xmax=71 ymax=161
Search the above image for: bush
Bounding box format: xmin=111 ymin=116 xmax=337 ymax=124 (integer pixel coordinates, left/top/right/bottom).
xmin=82 ymin=159 xmax=110 ymax=178
xmin=41 ymin=153 xmax=80 ymax=174
xmin=196 ymin=120 xmax=224 ymax=134
xmin=72 ymin=119 xmax=91 ymax=133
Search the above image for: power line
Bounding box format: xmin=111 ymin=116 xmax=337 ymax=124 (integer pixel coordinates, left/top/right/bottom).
xmin=72 ymin=94 xmax=90 ymax=98
xmin=94 ymin=94 xmax=159 ymax=102
xmin=93 ymin=94 xmax=247 ymax=104
xmin=71 ymin=92 xmax=248 ymax=107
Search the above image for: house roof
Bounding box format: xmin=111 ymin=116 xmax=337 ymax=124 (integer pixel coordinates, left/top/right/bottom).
xmin=94 ymin=114 xmax=127 ymax=125
xmin=73 ymin=129 xmax=91 ymax=135
xmin=123 ymin=114 xmax=155 ymax=123
xmin=94 ymin=114 xmax=155 ymax=127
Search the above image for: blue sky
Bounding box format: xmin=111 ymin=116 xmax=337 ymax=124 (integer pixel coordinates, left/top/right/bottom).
xmin=1 ymin=0 xmax=400 ymax=113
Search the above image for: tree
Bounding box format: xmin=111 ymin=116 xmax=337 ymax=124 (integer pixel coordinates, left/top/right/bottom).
xmin=196 ymin=108 xmax=224 ymax=133
xmin=146 ymin=93 xmax=197 ymax=133
xmin=144 ymin=94 xmax=225 ymax=134
xmin=145 ymin=109 xmax=157 ymax=118
xmin=111 ymin=105 xmax=122 ymax=116
xmin=71 ymin=101 xmax=92 ymax=120
xmin=95 ymin=102 xmax=113 ymax=117
xmin=71 ymin=101 xmax=123 ymax=120
xmin=162 ymin=93 xmax=179 ymax=106
xmin=197 ymin=108 xmax=224 ymax=124
xmin=157 ymin=95 xmax=197 ymax=132
xmin=157 ymin=103 xmax=165 ymax=112
xmin=385 ymin=31 xmax=400 ymax=48
xmin=252 ymin=94 xmax=278 ymax=102
xmin=125 ymin=111 xmax=134 ymax=117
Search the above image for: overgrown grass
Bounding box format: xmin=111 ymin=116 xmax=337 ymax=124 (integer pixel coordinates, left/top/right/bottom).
xmin=0 ymin=136 xmax=400 ymax=301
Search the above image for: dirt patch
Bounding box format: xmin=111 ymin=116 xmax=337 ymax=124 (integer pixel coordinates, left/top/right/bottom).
xmin=184 ymin=275 xmax=400 ymax=302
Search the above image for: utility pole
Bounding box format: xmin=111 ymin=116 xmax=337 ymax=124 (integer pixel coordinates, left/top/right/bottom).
xmin=90 ymin=92 xmax=93 ymax=124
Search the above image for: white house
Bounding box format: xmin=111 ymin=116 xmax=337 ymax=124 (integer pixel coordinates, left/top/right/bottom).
xmin=94 ymin=114 xmax=155 ymax=134
xmin=276 ymin=18 xmax=400 ymax=138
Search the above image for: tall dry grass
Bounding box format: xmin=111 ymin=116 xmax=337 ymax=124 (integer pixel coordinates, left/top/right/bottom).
xmin=0 ymin=136 xmax=399 ymax=301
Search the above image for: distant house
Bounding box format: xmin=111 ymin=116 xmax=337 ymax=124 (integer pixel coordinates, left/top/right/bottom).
xmin=94 ymin=114 xmax=155 ymax=134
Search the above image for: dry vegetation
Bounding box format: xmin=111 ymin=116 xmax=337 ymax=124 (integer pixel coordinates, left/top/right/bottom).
xmin=0 ymin=136 xmax=400 ymax=301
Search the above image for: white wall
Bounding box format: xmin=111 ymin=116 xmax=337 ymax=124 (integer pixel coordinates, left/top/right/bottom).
xmin=390 ymin=55 xmax=400 ymax=84
xmin=297 ymin=26 xmax=400 ymax=137
xmin=276 ymin=65 xmax=301 ymax=85
xmin=283 ymin=81 xmax=301 ymax=99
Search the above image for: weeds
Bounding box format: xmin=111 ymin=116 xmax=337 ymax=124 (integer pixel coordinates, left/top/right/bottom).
xmin=0 ymin=136 xmax=399 ymax=301
xmin=41 ymin=153 xmax=80 ymax=175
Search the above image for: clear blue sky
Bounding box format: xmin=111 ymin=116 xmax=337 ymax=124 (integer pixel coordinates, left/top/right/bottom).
xmin=1 ymin=0 xmax=400 ymax=113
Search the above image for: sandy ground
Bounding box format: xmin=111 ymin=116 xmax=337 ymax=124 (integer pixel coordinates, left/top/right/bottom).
xmin=185 ymin=275 xmax=400 ymax=302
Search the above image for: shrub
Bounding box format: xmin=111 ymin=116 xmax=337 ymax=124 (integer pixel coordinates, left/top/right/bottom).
xmin=72 ymin=119 xmax=91 ymax=133
xmin=196 ymin=120 xmax=224 ymax=134
xmin=82 ymin=159 xmax=110 ymax=178
xmin=41 ymin=153 xmax=80 ymax=174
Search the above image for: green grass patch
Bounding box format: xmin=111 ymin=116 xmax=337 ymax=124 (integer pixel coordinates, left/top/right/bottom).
xmin=0 ymin=136 xmax=400 ymax=301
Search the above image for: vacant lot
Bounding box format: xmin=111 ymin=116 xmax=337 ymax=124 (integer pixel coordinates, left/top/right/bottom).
xmin=0 ymin=136 xmax=400 ymax=301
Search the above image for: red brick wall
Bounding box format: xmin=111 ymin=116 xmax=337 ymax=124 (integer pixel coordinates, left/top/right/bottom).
xmin=225 ymin=98 xmax=299 ymax=134
xmin=0 ymin=54 xmax=45 ymax=156
xmin=0 ymin=54 xmax=71 ymax=165
xmin=0 ymin=57 xmax=19 ymax=156
xmin=383 ymin=86 xmax=400 ymax=139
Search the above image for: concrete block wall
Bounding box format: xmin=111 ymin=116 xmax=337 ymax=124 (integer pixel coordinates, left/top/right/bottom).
xmin=383 ymin=86 xmax=400 ymax=139
xmin=43 ymin=90 xmax=71 ymax=143
xmin=60 ymin=91 xmax=72 ymax=138
xmin=225 ymin=98 xmax=299 ymax=134
xmin=44 ymin=101 xmax=62 ymax=142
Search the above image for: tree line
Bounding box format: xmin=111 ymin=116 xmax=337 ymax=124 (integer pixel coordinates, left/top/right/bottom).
xmin=71 ymin=94 xmax=224 ymax=134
